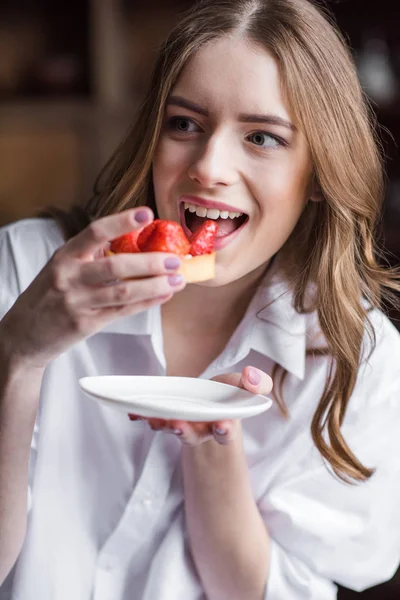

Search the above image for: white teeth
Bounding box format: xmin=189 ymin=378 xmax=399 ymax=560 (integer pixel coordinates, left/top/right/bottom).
xmin=184 ymin=202 xmax=244 ymax=219
xmin=196 ymin=206 xmax=207 ymax=217
xmin=184 ymin=202 xmax=197 ymax=213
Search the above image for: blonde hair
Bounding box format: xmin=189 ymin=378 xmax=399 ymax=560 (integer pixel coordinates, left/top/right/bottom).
xmin=84 ymin=0 xmax=400 ymax=482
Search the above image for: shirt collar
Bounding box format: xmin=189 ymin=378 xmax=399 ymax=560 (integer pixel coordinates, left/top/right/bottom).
xmin=247 ymin=267 xmax=307 ymax=380
xmin=99 ymin=261 xmax=307 ymax=380
xmin=217 ymin=259 xmax=307 ymax=380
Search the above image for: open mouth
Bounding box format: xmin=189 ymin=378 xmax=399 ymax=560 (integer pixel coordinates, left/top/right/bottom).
xmin=180 ymin=200 xmax=249 ymax=243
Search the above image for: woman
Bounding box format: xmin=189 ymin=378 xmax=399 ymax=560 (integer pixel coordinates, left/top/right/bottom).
xmin=1 ymin=0 xmax=400 ymax=598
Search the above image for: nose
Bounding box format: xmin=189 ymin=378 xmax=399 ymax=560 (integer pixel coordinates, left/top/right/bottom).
xmin=187 ymin=134 xmax=239 ymax=188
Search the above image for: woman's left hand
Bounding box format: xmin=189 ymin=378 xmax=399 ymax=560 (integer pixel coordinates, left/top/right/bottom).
xmin=127 ymin=366 xmax=273 ymax=447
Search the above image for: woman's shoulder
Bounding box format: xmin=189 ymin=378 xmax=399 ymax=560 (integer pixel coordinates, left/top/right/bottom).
xmin=367 ymin=306 xmax=400 ymax=348
xmin=0 ymin=216 xmax=65 ymax=253
xmin=359 ymin=308 xmax=400 ymax=395
xmin=337 ymin=308 xmax=400 ymax=423
xmin=304 ymin=301 xmax=400 ymax=409
xmin=0 ymin=217 xmax=65 ymax=302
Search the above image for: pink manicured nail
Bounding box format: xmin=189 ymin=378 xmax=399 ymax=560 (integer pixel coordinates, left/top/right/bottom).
xmin=164 ymin=257 xmax=181 ymax=270
xmin=215 ymin=428 xmax=227 ymax=435
xmin=168 ymin=274 xmax=184 ymax=286
xmin=248 ymin=368 xmax=261 ymax=385
xmin=134 ymin=209 xmax=151 ymax=223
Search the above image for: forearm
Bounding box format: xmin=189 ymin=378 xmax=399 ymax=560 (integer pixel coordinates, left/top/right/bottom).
xmin=181 ymin=422 xmax=270 ymax=600
xmin=0 ymin=335 xmax=43 ymax=584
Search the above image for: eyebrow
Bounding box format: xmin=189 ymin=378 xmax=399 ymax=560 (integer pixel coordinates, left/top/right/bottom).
xmin=167 ymin=95 xmax=296 ymax=131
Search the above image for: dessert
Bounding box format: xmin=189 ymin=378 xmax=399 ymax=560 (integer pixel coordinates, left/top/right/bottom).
xmin=137 ymin=220 xmax=191 ymax=256
xmin=107 ymin=219 xmax=217 ymax=283
xmin=109 ymin=230 xmax=140 ymax=254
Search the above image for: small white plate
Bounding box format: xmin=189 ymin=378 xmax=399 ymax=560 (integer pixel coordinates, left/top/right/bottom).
xmin=79 ymin=376 xmax=272 ymax=422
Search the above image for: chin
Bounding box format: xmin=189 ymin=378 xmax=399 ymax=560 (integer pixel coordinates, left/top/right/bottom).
xmin=189 ymin=264 xmax=242 ymax=288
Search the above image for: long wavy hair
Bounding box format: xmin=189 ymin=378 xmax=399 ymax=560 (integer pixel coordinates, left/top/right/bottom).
xmin=44 ymin=0 xmax=400 ymax=482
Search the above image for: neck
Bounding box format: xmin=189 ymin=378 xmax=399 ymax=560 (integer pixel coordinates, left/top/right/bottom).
xmin=162 ymin=261 xmax=270 ymax=337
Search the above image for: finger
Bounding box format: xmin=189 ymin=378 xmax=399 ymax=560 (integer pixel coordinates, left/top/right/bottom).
xmin=93 ymin=291 xmax=173 ymax=325
xmin=213 ymin=367 xmax=273 ymax=396
xmin=173 ymin=420 xmax=212 ymax=437
xmin=79 ymin=252 xmax=182 ymax=286
xmin=76 ymin=273 xmax=186 ymax=308
xmin=146 ymin=418 xmax=182 ymax=436
xmin=212 ymin=420 xmax=236 ymax=445
xmin=128 ymin=414 xmax=144 ymax=421
xmin=148 ymin=418 xmax=167 ymax=430
xmin=241 ymin=366 xmax=273 ymax=396
xmin=149 ymin=418 xmax=184 ymax=436
xmin=172 ymin=420 xmax=213 ymax=446
xmin=212 ymin=372 xmax=242 ymax=387
xmin=65 ymin=208 xmax=153 ymax=259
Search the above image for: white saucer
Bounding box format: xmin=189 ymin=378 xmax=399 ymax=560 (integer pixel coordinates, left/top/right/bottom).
xmin=79 ymin=376 xmax=272 ymax=422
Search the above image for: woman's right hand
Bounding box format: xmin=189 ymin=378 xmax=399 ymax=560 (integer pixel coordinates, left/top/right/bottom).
xmin=0 ymin=208 xmax=186 ymax=370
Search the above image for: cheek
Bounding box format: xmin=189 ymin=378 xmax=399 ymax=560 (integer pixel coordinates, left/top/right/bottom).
xmin=153 ymin=139 xmax=190 ymax=190
xmin=152 ymin=140 xmax=192 ymax=219
xmin=250 ymin=159 xmax=311 ymax=216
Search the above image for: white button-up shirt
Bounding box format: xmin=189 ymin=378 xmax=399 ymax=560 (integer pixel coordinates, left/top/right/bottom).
xmin=1 ymin=218 xmax=400 ymax=600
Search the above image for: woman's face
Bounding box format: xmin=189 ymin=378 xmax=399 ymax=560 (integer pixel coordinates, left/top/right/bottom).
xmin=152 ymin=36 xmax=313 ymax=286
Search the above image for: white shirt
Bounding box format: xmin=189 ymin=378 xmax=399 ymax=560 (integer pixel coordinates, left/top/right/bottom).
xmin=1 ymin=218 xmax=400 ymax=600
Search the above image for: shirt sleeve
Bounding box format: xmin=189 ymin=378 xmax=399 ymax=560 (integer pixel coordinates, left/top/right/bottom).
xmin=0 ymin=223 xmax=42 ymax=513
xmin=0 ymin=226 xmax=22 ymax=321
xmin=259 ymin=376 xmax=400 ymax=599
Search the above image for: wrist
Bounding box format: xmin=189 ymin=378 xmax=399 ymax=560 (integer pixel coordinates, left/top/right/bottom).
xmin=0 ymin=322 xmax=45 ymax=381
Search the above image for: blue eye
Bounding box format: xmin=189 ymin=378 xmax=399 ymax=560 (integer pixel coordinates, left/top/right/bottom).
xmin=167 ymin=116 xmax=200 ymax=133
xmin=247 ymin=131 xmax=282 ymax=148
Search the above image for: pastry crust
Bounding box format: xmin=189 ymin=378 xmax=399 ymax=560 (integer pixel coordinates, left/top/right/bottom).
xmin=105 ymin=250 xmax=216 ymax=283
xmin=178 ymin=252 xmax=216 ymax=283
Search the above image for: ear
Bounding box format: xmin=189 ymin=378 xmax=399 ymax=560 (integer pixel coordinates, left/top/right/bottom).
xmin=309 ymin=175 xmax=324 ymax=203
xmin=310 ymin=189 xmax=324 ymax=203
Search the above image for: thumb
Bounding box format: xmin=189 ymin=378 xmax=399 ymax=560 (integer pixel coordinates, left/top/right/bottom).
xmin=65 ymin=207 xmax=153 ymax=260
xmin=212 ymin=372 xmax=243 ymax=388
xmin=213 ymin=367 xmax=273 ymax=396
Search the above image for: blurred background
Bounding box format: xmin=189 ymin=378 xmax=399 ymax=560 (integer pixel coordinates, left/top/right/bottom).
xmin=0 ymin=0 xmax=399 ymax=595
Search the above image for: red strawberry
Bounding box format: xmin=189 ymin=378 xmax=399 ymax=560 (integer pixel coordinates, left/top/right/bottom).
xmin=189 ymin=220 xmax=218 ymax=256
xmin=110 ymin=230 xmax=141 ymax=253
xmin=137 ymin=220 xmax=191 ymax=255
xmin=135 ymin=220 xmax=157 ymax=248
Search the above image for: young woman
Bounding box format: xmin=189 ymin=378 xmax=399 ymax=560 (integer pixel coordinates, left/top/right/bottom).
xmin=1 ymin=0 xmax=400 ymax=599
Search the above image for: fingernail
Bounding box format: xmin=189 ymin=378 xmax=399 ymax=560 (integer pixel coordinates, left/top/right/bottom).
xmin=164 ymin=257 xmax=181 ymax=270
xmin=168 ymin=274 xmax=184 ymax=287
xmin=215 ymin=428 xmax=227 ymax=435
xmin=248 ymin=368 xmax=261 ymax=385
xmin=134 ymin=209 xmax=150 ymax=223
xmin=172 ymin=429 xmax=183 ymax=436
